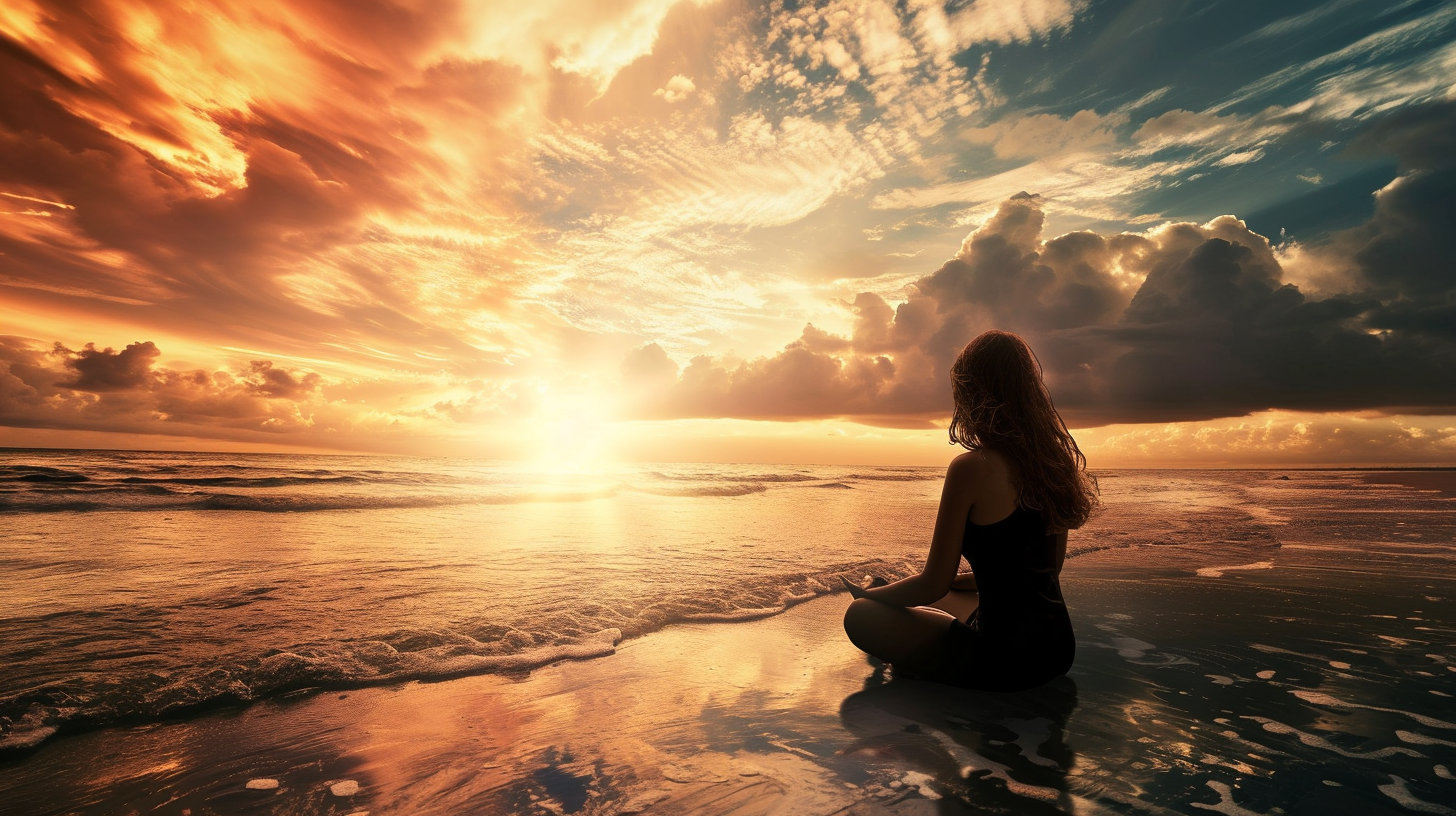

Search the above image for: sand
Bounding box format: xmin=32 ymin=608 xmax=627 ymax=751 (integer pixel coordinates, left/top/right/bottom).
xmin=2 ymin=539 xmax=1453 ymax=815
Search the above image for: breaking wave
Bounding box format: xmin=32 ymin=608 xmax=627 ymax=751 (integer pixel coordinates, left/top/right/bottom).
xmin=0 ymin=556 xmax=920 ymax=754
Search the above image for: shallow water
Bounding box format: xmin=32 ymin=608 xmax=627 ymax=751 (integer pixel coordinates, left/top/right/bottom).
xmin=2 ymin=452 xmax=948 ymax=751
xmin=2 ymin=452 xmax=1454 ymax=814
xmin=1 ymin=452 xmax=1305 ymax=754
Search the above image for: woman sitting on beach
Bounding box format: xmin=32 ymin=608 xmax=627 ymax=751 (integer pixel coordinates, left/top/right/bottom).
xmin=842 ymin=330 xmax=1097 ymax=691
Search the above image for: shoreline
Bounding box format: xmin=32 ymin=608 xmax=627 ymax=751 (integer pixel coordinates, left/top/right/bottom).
xmin=0 ymin=524 xmax=1196 ymax=761
xmin=0 ymin=562 xmax=922 ymax=760
xmin=4 ymin=542 xmax=1453 ymax=815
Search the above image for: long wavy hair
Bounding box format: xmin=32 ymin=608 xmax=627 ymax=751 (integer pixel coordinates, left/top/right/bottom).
xmin=948 ymin=330 xmax=1097 ymax=533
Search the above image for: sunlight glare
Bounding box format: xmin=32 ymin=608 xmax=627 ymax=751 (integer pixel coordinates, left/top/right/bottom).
xmin=521 ymin=384 xmax=622 ymax=473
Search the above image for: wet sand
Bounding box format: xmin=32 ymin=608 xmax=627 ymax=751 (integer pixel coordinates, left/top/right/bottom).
xmin=3 ymin=538 xmax=1453 ymax=816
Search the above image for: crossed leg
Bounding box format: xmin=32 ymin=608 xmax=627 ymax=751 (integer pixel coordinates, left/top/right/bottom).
xmin=842 ymin=598 xmax=959 ymax=675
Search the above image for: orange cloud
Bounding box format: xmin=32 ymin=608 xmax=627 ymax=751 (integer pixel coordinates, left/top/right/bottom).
xmin=1 ymin=335 xmax=327 ymax=436
xmin=0 ymin=0 xmax=543 ymax=380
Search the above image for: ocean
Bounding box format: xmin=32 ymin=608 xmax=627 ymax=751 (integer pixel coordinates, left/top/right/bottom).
xmin=2 ymin=449 xmax=1453 ymax=814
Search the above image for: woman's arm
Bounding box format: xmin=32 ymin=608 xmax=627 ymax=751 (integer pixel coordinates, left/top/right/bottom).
xmin=845 ymin=454 xmax=979 ymax=607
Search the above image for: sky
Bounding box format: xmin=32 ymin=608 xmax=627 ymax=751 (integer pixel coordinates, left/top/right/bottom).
xmin=1 ymin=0 xmax=1454 ymax=466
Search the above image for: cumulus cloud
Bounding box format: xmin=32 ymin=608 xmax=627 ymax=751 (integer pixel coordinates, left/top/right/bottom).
xmin=1343 ymin=105 xmax=1456 ymax=328
xmin=244 ymin=360 xmax=322 ymax=400
xmin=653 ymin=74 xmax=696 ymax=103
xmin=0 ymin=336 xmax=328 ymax=437
xmin=60 ymin=341 xmax=160 ymax=392
xmin=1273 ymin=100 xmax=1456 ymax=345
xmin=624 ymin=183 xmax=1456 ymax=426
xmin=620 ymin=342 xmax=679 ymax=385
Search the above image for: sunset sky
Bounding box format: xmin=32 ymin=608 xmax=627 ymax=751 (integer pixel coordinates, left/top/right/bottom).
xmin=2 ymin=0 xmax=1454 ymax=466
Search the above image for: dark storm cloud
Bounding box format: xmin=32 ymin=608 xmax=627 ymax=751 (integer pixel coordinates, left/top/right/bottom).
xmin=1338 ymin=103 xmax=1456 ymax=341
xmin=1088 ymin=233 xmax=1448 ymax=423
xmin=626 ymin=173 xmax=1456 ymax=425
xmin=917 ymin=193 xmax=1136 ymax=338
xmin=60 ymin=341 xmax=160 ymax=391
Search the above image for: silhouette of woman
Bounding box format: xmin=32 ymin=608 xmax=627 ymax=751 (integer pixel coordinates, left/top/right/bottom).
xmin=842 ymin=330 xmax=1097 ymax=691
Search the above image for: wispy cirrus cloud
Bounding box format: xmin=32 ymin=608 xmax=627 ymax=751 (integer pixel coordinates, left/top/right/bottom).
xmin=1213 ymin=2 xmax=1456 ymax=115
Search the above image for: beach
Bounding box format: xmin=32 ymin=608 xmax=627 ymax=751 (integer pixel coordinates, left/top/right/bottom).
xmin=2 ymin=454 xmax=1454 ymax=814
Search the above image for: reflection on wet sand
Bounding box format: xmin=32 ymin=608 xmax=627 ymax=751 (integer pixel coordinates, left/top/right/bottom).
xmin=839 ymin=673 xmax=1079 ymax=813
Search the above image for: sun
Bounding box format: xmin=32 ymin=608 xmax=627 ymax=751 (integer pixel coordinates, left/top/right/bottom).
xmin=519 ymin=382 xmax=623 ymax=471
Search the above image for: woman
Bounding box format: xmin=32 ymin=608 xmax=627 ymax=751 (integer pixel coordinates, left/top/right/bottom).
xmin=842 ymin=330 xmax=1097 ymax=691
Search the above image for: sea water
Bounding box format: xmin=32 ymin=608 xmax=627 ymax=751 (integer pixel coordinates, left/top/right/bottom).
xmin=1 ymin=450 xmax=943 ymax=752
xmin=1 ymin=450 xmax=1453 ymax=814
xmin=1 ymin=451 xmax=1276 ymax=753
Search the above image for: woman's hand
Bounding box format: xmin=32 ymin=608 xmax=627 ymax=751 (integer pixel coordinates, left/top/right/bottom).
xmin=841 ymin=576 xmax=871 ymax=600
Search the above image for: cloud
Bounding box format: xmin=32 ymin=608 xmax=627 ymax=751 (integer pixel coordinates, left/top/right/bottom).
xmin=1213 ymin=4 xmax=1456 ymax=115
xmin=624 ymin=186 xmax=1456 ymax=426
xmin=928 ymin=0 xmax=1087 ymax=50
xmin=0 ymin=0 xmax=556 ymax=381
xmin=1 ymin=335 xmax=331 ymax=438
xmin=60 ymin=341 xmax=160 ymax=391
xmin=653 ymin=74 xmax=695 ymax=103
xmin=1212 ymin=149 xmax=1265 ymax=167
xmin=1318 ymin=101 xmax=1456 ymax=338
xmin=962 ymin=109 xmax=1125 ymax=160
xmin=1078 ymin=411 xmax=1456 ymax=467
xmin=874 ymin=18 xmax=1456 ymax=224
xmin=621 ymin=342 xmax=679 ymax=385
xmin=876 ymin=102 xmax=1302 ymax=218
xmin=1228 ymin=0 xmax=1363 ymax=47
xmin=244 ymin=360 xmax=321 ymax=399
xmin=466 ymin=0 xmax=706 ymax=90
xmin=4 ymin=0 xmax=1455 ymax=462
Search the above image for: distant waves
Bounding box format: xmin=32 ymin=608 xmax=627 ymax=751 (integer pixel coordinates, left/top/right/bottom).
xmin=0 ymin=457 xmax=941 ymax=513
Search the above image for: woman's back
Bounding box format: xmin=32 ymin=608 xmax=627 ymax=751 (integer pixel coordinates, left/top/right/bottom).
xmin=960 ymin=448 xmax=1019 ymax=525
xmin=962 ymin=506 xmax=1067 ymax=639
xmin=943 ymin=505 xmax=1075 ymax=690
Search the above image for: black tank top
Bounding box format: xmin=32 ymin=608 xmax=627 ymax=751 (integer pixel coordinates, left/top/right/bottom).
xmin=961 ymin=506 xmax=1073 ymax=649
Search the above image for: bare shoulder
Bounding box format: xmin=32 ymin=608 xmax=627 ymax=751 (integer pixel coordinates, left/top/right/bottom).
xmin=949 ymin=448 xmax=1019 ymax=521
xmin=944 ymin=450 xmax=996 ymax=498
xmin=939 ymin=452 xmax=984 ymax=517
xmin=946 ymin=449 xmax=989 ymax=481
xmin=947 ymin=448 xmax=1010 ymax=480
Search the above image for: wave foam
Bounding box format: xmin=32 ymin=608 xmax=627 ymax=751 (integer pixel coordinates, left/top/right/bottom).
xmin=0 ymin=556 xmax=918 ymax=755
